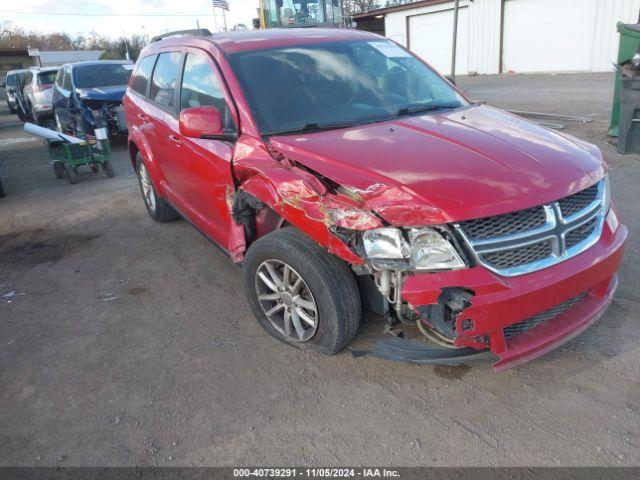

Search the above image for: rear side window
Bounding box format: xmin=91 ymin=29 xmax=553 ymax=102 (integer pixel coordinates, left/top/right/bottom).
xmin=150 ymin=52 xmax=182 ymax=108
xmin=6 ymin=74 xmax=17 ymax=86
xmin=38 ymin=71 xmax=57 ymax=85
xmin=131 ymin=55 xmax=156 ymax=96
xmin=180 ymin=53 xmax=231 ymax=127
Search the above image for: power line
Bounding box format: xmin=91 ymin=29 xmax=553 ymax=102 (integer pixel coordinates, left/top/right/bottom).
xmin=0 ymin=10 xmax=217 ymax=17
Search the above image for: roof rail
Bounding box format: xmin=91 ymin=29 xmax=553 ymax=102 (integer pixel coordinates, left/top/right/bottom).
xmin=150 ymin=29 xmax=212 ymax=43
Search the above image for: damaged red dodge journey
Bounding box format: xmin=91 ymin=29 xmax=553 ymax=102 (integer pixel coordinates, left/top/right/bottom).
xmin=124 ymin=28 xmax=627 ymax=371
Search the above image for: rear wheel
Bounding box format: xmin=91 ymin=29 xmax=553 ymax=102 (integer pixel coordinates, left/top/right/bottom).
xmin=136 ymin=154 xmax=179 ymax=222
xmin=243 ymin=227 xmax=361 ymax=354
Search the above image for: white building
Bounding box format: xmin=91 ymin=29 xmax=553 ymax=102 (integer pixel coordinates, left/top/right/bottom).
xmin=353 ymin=0 xmax=640 ymax=75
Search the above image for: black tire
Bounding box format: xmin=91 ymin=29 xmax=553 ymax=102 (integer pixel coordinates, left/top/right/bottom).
xmin=64 ymin=164 xmax=78 ymax=184
xmin=102 ymin=160 xmax=115 ymax=178
xmin=135 ymin=154 xmax=179 ymax=222
xmin=53 ymin=162 xmax=65 ymax=179
xmin=243 ymin=227 xmax=361 ymax=355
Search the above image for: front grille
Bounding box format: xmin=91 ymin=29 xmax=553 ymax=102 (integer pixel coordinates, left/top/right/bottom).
xmin=460 ymin=206 xmax=547 ymax=240
xmin=483 ymin=240 xmax=553 ymax=269
xmin=503 ymin=292 xmax=587 ymax=340
xmin=559 ymin=184 xmax=599 ymax=218
xmin=566 ymin=217 xmax=598 ymax=249
xmin=456 ymin=180 xmax=606 ymax=276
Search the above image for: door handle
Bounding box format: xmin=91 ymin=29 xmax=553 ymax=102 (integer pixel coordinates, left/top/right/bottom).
xmin=137 ymin=113 xmax=148 ymax=120
xmin=169 ymin=135 xmax=183 ymax=145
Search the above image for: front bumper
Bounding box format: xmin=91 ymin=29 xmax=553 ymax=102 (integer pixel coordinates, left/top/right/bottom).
xmin=401 ymin=208 xmax=627 ymax=371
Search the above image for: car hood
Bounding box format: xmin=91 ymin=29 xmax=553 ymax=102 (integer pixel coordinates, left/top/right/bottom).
xmin=269 ymin=105 xmax=605 ymax=226
xmin=76 ymin=85 xmax=126 ymax=102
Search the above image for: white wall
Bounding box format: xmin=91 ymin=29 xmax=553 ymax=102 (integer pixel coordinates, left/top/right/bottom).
xmin=467 ymin=0 xmax=501 ymax=74
xmin=384 ymin=0 xmax=640 ymax=74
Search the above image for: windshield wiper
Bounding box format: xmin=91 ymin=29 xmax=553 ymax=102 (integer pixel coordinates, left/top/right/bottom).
xmin=396 ymin=101 xmax=462 ymax=117
xmin=265 ymin=122 xmax=359 ymax=137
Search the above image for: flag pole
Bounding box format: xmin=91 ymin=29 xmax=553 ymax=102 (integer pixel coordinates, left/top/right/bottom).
xmin=222 ymin=8 xmax=227 ymax=31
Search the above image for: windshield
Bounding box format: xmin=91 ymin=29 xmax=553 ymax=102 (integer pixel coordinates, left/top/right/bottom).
xmin=38 ymin=71 xmax=58 ymax=85
xmin=262 ymin=0 xmax=342 ymax=27
xmin=229 ymin=40 xmax=468 ymax=135
xmin=73 ymin=64 xmax=132 ymax=88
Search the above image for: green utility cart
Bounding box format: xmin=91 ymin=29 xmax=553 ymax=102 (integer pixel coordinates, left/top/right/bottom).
xmin=609 ymin=22 xmax=640 ymax=137
xmin=47 ymin=138 xmax=114 ymax=185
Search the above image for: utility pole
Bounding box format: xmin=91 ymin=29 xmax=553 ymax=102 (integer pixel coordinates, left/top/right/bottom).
xmin=451 ymin=0 xmax=460 ymax=81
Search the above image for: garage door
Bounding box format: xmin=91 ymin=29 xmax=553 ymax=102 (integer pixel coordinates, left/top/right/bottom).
xmin=503 ymin=0 xmax=598 ymax=73
xmin=408 ymin=7 xmax=469 ymax=76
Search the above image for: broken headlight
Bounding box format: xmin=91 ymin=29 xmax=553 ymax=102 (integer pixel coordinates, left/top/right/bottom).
xmin=362 ymin=227 xmax=465 ymax=271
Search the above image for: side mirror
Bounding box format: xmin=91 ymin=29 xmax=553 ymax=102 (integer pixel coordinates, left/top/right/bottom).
xmin=252 ymin=18 xmax=261 ymax=29
xmin=179 ymin=106 xmax=237 ymax=142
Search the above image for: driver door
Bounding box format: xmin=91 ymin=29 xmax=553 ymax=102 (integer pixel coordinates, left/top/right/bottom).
xmin=172 ymin=50 xmax=237 ymax=246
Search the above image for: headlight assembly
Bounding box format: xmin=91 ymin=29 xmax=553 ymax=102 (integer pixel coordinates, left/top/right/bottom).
xmin=361 ymin=227 xmax=465 ymax=271
xmin=408 ymin=228 xmax=465 ymax=271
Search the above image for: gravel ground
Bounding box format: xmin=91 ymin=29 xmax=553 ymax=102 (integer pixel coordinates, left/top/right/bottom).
xmin=0 ymin=72 xmax=638 ymax=467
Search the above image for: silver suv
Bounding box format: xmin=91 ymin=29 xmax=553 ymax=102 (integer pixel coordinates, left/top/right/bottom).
xmin=23 ymin=67 xmax=59 ymax=124
xmin=3 ymin=69 xmax=28 ymax=114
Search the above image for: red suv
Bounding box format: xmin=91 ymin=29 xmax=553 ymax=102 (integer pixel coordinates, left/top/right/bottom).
xmin=124 ymin=28 xmax=627 ymax=371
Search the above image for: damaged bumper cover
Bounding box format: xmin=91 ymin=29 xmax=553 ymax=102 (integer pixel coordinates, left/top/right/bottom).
xmin=362 ymin=210 xmax=627 ymax=371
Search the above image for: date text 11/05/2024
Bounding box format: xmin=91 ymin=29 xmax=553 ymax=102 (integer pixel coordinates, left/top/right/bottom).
xmin=233 ymin=468 xmax=400 ymax=477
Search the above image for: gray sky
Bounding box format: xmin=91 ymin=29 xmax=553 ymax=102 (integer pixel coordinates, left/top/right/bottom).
xmin=1 ymin=0 xmax=259 ymax=39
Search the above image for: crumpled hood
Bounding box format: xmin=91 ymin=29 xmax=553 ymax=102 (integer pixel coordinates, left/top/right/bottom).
xmin=269 ymin=105 xmax=605 ymax=226
xmin=76 ymin=85 xmax=126 ymax=102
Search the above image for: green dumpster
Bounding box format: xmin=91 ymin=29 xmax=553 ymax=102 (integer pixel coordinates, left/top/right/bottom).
xmin=609 ymin=22 xmax=640 ymax=137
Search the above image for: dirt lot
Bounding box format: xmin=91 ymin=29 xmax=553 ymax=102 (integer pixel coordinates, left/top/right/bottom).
xmin=0 ymin=73 xmax=639 ymax=467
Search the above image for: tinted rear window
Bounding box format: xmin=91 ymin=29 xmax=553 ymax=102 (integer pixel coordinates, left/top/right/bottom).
xmin=73 ymin=64 xmax=133 ymax=88
xmin=150 ymin=52 xmax=182 ymax=108
xmin=7 ymin=73 xmax=26 ymax=86
xmin=38 ymin=71 xmax=58 ymax=85
xmin=130 ymin=55 xmax=156 ymax=96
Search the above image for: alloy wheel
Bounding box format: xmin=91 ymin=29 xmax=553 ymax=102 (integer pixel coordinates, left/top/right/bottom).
xmin=139 ymin=163 xmax=156 ymax=212
xmin=254 ymin=259 xmax=318 ymax=342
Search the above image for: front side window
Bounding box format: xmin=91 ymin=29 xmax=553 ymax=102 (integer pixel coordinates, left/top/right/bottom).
xmin=73 ymin=64 xmax=132 ymax=89
xmin=180 ymin=53 xmax=231 ymax=127
xmin=131 ymin=55 xmax=156 ymax=96
xmin=150 ymin=52 xmax=182 ymax=108
xmin=229 ymin=39 xmax=468 ymax=135
xmin=62 ymin=68 xmax=73 ymax=90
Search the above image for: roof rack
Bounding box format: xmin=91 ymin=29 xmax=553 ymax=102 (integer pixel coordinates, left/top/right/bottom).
xmin=150 ymin=29 xmax=212 ymax=43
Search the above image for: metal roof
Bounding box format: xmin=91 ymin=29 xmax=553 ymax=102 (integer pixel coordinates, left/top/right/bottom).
xmin=37 ymin=50 xmax=104 ymax=66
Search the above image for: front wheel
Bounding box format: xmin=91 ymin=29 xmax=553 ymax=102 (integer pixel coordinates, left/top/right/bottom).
xmin=102 ymin=160 xmax=115 ymax=178
xmin=64 ymin=164 xmax=78 ymax=184
xmin=243 ymin=227 xmax=361 ymax=354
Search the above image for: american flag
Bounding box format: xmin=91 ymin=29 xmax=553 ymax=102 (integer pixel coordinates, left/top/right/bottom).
xmin=213 ymin=0 xmax=229 ymax=10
